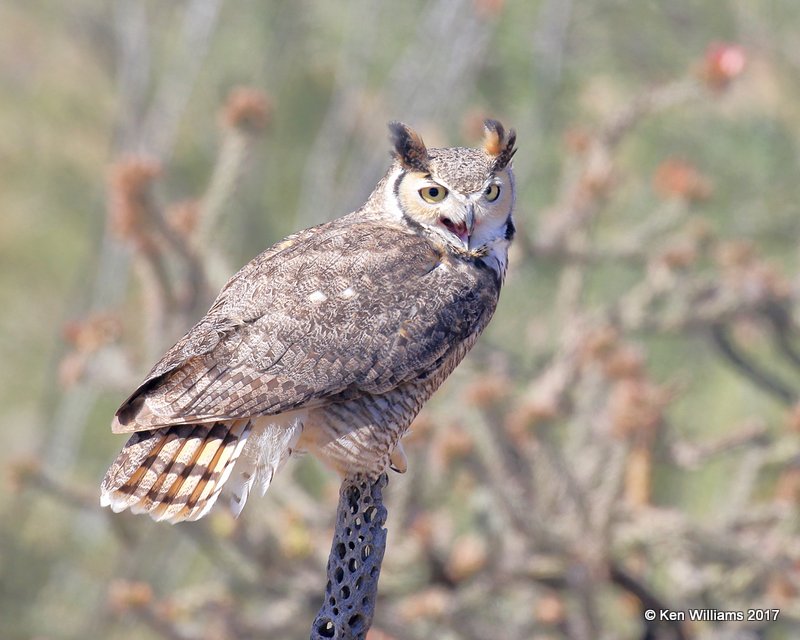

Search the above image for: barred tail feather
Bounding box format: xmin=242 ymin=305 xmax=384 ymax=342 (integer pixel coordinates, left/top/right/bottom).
xmin=100 ymin=420 xmax=252 ymax=524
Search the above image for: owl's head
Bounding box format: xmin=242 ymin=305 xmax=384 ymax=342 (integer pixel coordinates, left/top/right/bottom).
xmin=385 ymin=120 xmax=517 ymax=266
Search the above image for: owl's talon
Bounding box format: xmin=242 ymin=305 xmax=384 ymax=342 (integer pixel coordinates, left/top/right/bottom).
xmin=389 ymin=443 xmax=408 ymax=474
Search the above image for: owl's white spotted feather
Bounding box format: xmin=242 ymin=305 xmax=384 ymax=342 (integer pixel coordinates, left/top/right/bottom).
xmin=101 ymin=120 xmax=517 ymax=522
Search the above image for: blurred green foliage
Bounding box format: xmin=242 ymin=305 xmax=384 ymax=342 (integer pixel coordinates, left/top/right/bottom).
xmin=2 ymin=1 xmax=800 ymax=639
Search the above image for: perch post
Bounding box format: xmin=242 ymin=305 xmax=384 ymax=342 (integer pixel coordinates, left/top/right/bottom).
xmin=311 ymin=473 xmax=389 ymax=640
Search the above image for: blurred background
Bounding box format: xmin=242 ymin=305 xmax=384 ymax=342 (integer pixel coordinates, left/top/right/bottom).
xmin=2 ymin=1 xmax=800 ymax=639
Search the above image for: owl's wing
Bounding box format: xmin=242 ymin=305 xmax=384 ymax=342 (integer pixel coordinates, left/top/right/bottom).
xmin=113 ymin=220 xmax=499 ymax=433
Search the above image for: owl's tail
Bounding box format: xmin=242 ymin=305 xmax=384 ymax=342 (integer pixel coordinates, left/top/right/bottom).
xmin=100 ymin=419 xmax=252 ymax=523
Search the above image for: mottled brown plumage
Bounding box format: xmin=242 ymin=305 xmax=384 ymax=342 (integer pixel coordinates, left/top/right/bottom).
xmin=101 ymin=120 xmax=517 ymax=522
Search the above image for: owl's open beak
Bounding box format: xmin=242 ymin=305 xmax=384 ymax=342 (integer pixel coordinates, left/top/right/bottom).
xmin=443 ymin=206 xmax=475 ymax=251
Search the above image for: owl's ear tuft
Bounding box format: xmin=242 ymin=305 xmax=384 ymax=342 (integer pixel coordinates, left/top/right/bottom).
xmin=482 ymin=119 xmax=506 ymax=156
xmin=388 ymin=121 xmax=430 ymax=173
xmin=484 ymin=119 xmax=517 ymax=172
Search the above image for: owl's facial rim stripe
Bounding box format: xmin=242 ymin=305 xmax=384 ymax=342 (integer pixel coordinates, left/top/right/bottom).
xmin=393 ymin=170 xmax=426 ymax=234
xmin=504 ymin=214 xmax=515 ymax=241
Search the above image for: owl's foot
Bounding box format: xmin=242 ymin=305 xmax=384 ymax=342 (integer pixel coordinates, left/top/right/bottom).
xmin=389 ymin=442 xmax=407 ymax=474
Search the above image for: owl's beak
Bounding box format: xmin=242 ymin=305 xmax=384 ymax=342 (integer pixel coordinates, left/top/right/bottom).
xmin=444 ymin=205 xmax=475 ymax=251
xmin=464 ymin=206 xmax=476 ymax=250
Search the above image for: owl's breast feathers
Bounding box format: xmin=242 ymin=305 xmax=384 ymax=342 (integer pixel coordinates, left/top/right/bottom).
xmin=113 ymin=219 xmax=501 ymax=434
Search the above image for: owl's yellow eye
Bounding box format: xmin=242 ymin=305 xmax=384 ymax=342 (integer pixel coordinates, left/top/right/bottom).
xmin=484 ymin=184 xmax=501 ymax=202
xmin=419 ymin=185 xmax=448 ymax=203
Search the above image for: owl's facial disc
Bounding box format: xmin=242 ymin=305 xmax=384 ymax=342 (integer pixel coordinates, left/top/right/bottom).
xmin=396 ymin=170 xmax=513 ymax=254
xmin=414 ymin=178 xmax=476 ymax=250
xmin=418 ymin=182 xmax=475 ymax=248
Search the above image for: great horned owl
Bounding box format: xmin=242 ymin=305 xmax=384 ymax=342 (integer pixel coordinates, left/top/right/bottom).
xmin=101 ymin=120 xmax=517 ymax=523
